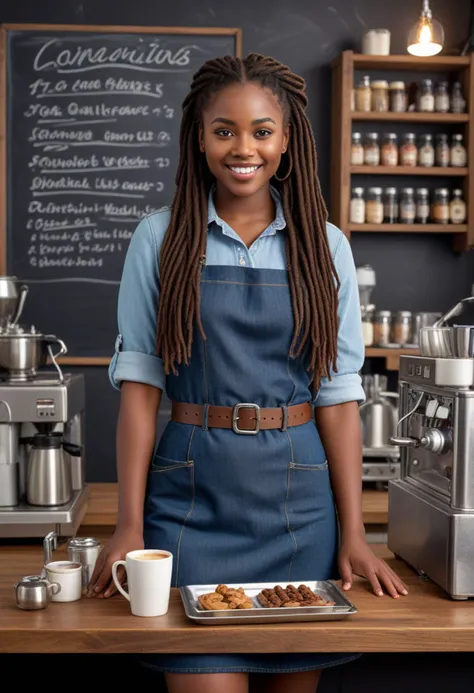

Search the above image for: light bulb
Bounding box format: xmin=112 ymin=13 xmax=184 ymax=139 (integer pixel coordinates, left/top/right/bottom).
xmin=407 ymin=0 xmax=444 ymax=57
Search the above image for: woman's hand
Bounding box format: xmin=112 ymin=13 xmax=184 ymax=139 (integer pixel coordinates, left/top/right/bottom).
xmin=86 ymin=526 xmax=144 ymax=598
xmin=338 ymin=533 xmax=408 ymax=598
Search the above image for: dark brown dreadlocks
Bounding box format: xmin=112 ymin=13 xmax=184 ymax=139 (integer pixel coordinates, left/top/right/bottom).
xmin=156 ymin=53 xmax=339 ymax=391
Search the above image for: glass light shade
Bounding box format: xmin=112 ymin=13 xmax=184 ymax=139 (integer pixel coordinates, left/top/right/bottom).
xmin=407 ymin=10 xmax=444 ymax=56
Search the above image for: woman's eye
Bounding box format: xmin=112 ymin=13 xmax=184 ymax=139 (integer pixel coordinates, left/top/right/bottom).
xmin=255 ymin=129 xmax=272 ymax=137
xmin=215 ymin=129 xmax=233 ymax=137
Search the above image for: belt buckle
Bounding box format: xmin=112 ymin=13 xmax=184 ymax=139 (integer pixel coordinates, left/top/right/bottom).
xmin=232 ymin=403 xmax=260 ymax=435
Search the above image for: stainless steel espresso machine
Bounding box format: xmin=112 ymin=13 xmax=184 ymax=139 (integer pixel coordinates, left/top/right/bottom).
xmin=0 ymin=277 xmax=88 ymax=538
xmin=388 ymin=296 xmax=474 ymax=599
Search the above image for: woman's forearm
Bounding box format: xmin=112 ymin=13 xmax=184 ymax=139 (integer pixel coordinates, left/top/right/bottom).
xmin=115 ymin=381 xmax=162 ymax=532
xmin=314 ymin=401 xmax=365 ymax=539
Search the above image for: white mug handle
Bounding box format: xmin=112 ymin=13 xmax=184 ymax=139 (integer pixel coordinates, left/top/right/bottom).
xmin=112 ymin=560 xmax=130 ymax=602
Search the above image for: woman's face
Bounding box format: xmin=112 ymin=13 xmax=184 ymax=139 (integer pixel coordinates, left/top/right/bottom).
xmin=199 ymin=81 xmax=289 ymax=198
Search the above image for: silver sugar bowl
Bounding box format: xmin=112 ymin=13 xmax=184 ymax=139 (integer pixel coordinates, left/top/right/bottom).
xmin=14 ymin=575 xmax=61 ymax=610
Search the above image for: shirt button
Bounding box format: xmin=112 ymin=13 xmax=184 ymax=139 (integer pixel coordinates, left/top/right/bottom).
xmin=239 ymin=257 xmax=246 ymax=266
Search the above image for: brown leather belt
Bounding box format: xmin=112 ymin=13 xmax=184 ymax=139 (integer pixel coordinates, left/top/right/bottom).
xmin=171 ymin=401 xmax=312 ymax=434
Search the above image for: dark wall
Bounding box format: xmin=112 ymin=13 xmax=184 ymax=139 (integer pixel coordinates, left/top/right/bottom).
xmin=1 ymin=0 xmax=473 ymax=481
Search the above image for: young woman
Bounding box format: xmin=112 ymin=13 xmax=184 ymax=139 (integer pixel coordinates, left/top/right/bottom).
xmin=88 ymin=53 xmax=407 ymax=692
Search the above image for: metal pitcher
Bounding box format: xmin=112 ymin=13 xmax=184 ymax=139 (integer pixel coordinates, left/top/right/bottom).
xmin=0 ymin=277 xmax=28 ymax=328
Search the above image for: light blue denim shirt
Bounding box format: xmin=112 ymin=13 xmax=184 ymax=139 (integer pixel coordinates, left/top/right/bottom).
xmin=109 ymin=187 xmax=366 ymax=407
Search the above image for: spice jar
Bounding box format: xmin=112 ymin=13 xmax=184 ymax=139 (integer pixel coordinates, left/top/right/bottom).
xmin=435 ymin=133 xmax=450 ymax=167
xmin=418 ymin=134 xmax=434 ymax=167
xmin=384 ymin=187 xmax=398 ymax=223
xmin=351 ymin=132 xmax=364 ymax=165
xmin=364 ymin=133 xmax=380 ymax=165
xmin=399 ymin=133 xmax=417 ymax=167
xmin=361 ymin=305 xmax=375 ymax=347
xmin=381 ymin=133 xmax=398 ymax=166
xmin=416 ymin=188 xmax=430 ymax=224
xmin=350 ymin=187 xmax=365 ymax=224
xmin=417 ymin=79 xmax=434 ymax=112
xmin=389 ymin=81 xmax=407 ymax=112
xmin=374 ymin=311 xmax=392 ymax=346
xmin=399 ymin=187 xmax=415 ymax=223
xmin=355 ymin=75 xmax=372 ymax=112
xmin=432 ymin=188 xmax=450 ymax=224
xmin=366 ymin=187 xmax=384 ymax=224
xmin=450 ymin=189 xmax=466 ymax=224
xmin=450 ymin=133 xmax=467 ymax=167
xmin=450 ymin=82 xmax=466 ymax=113
xmin=434 ymin=81 xmax=450 ymax=113
xmin=393 ymin=311 xmax=412 ymax=346
xmin=371 ymin=80 xmax=389 ymax=112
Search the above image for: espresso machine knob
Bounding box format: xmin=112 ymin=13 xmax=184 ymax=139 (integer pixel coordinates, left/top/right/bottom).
xmin=390 ymin=429 xmax=451 ymax=454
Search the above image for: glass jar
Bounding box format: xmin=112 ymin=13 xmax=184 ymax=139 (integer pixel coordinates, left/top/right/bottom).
xmin=371 ymin=80 xmax=389 ymax=112
xmin=393 ymin=311 xmax=412 ymax=346
xmin=435 ymin=133 xmax=450 ymax=167
xmin=434 ymin=81 xmax=450 ymax=113
xmin=350 ymin=132 xmax=364 ymax=165
xmin=364 ymin=133 xmax=380 ymax=165
xmin=381 ymin=133 xmax=398 ymax=166
xmin=432 ymin=188 xmax=450 ymax=224
xmin=450 ymin=82 xmax=466 ymax=113
xmin=399 ymin=133 xmax=417 ymax=167
xmin=350 ymin=187 xmax=365 ymax=224
xmin=374 ymin=311 xmax=392 ymax=347
xmin=361 ymin=305 xmax=374 ymax=347
xmin=355 ymin=75 xmax=372 ymax=112
xmin=418 ymin=134 xmax=434 ymax=167
xmin=417 ymin=79 xmax=434 ymax=112
xmin=450 ymin=189 xmax=466 ymax=224
xmin=365 ymin=187 xmax=384 ymax=224
xmin=389 ymin=81 xmax=407 ymax=112
xmin=416 ymin=188 xmax=430 ymax=224
xmin=450 ymin=133 xmax=467 ymax=167
xmin=384 ymin=187 xmax=398 ymax=223
xmin=399 ymin=187 xmax=415 ymax=223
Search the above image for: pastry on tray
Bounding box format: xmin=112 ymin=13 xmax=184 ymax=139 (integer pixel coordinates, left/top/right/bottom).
xmin=257 ymin=584 xmax=335 ymax=608
xmin=198 ymin=584 xmax=253 ymax=611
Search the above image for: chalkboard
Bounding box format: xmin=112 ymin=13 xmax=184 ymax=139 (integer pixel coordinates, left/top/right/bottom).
xmin=0 ymin=24 xmax=242 ymax=363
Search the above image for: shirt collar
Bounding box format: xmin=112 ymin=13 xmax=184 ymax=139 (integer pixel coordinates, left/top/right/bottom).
xmin=207 ymin=185 xmax=286 ymax=238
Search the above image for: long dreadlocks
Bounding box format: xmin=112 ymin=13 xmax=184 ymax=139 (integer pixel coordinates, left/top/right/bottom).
xmin=156 ymin=53 xmax=340 ymax=392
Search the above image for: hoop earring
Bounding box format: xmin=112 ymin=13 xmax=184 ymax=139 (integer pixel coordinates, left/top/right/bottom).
xmin=274 ymin=150 xmax=293 ymax=181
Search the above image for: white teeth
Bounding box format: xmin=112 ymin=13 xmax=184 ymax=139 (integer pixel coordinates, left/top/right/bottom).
xmin=229 ymin=165 xmax=259 ymax=174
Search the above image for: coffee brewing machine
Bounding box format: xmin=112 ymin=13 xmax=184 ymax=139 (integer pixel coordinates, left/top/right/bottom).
xmin=0 ymin=277 xmax=89 ymax=538
xmin=388 ymin=296 xmax=474 ymax=599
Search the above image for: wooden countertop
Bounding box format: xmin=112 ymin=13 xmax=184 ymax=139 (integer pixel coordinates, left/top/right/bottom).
xmin=82 ymin=484 xmax=389 ymax=528
xmin=2 ymin=540 xmax=474 ymax=654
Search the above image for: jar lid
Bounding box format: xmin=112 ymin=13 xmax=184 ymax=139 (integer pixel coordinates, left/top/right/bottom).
xmin=452 ymin=133 xmax=463 ymax=140
xmin=389 ymin=81 xmax=405 ymax=89
xmin=436 ymin=133 xmax=448 ymax=140
xmin=404 ymin=133 xmax=416 ymax=139
xmin=366 ymin=132 xmax=379 ymax=138
xmin=421 ymin=133 xmax=433 ymax=140
xmin=384 ymin=132 xmax=397 ymax=138
xmin=435 ymin=187 xmax=449 ymax=194
xmin=416 ymin=187 xmax=429 ymax=195
xmin=452 ymin=189 xmax=463 ymax=195
xmin=368 ymin=186 xmax=383 ymax=194
xmin=385 ymin=187 xmax=397 ymax=194
xmin=16 ymin=575 xmax=48 ymax=589
xmin=397 ymin=311 xmax=412 ymax=317
xmin=401 ymin=187 xmax=414 ymax=194
xmin=377 ymin=310 xmax=392 ymax=317
xmin=371 ymin=80 xmax=389 ymax=88
xmin=420 ymin=78 xmax=433 ymax=85
xmin=352 ymin=131 xmax=362 ymax=138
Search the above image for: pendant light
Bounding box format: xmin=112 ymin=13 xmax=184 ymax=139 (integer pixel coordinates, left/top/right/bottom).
xmin=407 ymin=0 xmax=445 ymax=56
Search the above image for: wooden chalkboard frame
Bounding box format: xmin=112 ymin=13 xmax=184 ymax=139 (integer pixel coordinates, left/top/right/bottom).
xmin=0 ymin=23 xmax=242 ymax=366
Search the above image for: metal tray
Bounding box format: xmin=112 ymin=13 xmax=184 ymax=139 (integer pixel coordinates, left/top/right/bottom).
xmin=180 ymin=580 xmax=358 ymax=625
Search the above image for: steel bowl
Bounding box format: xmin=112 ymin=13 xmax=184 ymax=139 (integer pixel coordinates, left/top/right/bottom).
xmin=419 ymin=326 xmax=474 ymax=358
xmin=0 ymin=333 xmax=66 ymax=378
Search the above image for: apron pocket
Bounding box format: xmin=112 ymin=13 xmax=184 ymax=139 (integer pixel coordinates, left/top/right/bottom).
xmin=151 ymin=455 xmax=193 ymax=472
xmin=290 ymin=461 xmax=328 ymax=471
xmin=287 ymin=462 xmax=332 ymax=535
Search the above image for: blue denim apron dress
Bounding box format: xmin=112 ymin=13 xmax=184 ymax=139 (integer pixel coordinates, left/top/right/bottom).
xmin=141 ymin=262 xmax=359 ymax=674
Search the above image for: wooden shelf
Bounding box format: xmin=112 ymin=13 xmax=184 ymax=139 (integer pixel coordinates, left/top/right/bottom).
xmin=349 ymin=223 xmax=467 ymax=233
xmin=352 ymin=111 xmax=469 ymax=122
xmin=349 ymin=53 xmax=471 ymax=71
xmin=350 ymin=166 xmax=468 ymax=176
xmin=365 ymin=347 xmax=419 ymax=370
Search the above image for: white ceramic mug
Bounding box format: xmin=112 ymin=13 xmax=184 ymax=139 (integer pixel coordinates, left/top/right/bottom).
xmin=112 ymin=549 xmax=173 ymax=617
xmin=45 ymin=560 xmax=82 ymax=602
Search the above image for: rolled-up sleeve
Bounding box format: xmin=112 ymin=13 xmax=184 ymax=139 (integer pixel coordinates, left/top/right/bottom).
xmin=313 ymin=230 xmax=366 ymax=407
xmin=109 ymin=214 xmax=166 ymax=391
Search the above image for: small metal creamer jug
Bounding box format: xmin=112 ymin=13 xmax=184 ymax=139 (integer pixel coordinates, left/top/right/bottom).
xmin=14 ymin=575 xmax=61 ymax=610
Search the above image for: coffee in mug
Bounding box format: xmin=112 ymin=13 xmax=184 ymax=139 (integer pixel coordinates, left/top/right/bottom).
xmin=45 ymin=560 xmax=82 ymax=602
xmin=112 ymin=549 xmax=172 ymax=617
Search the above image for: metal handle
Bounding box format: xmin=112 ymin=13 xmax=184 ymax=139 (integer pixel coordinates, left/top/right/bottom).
xmin=433 ymin=296 xmax=474 ymax=327
xmin=43 ymin=531 xmax=58 ymax=569
xmin=389 ymin=436 xmax=421 ymax=448
xmin=9 ymin=284 xmax=28 ymax=327
xmin=45 ymin=337 xmax=67 ymax=383
xmin=62 ymin=441 xmax=82 ymax=457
